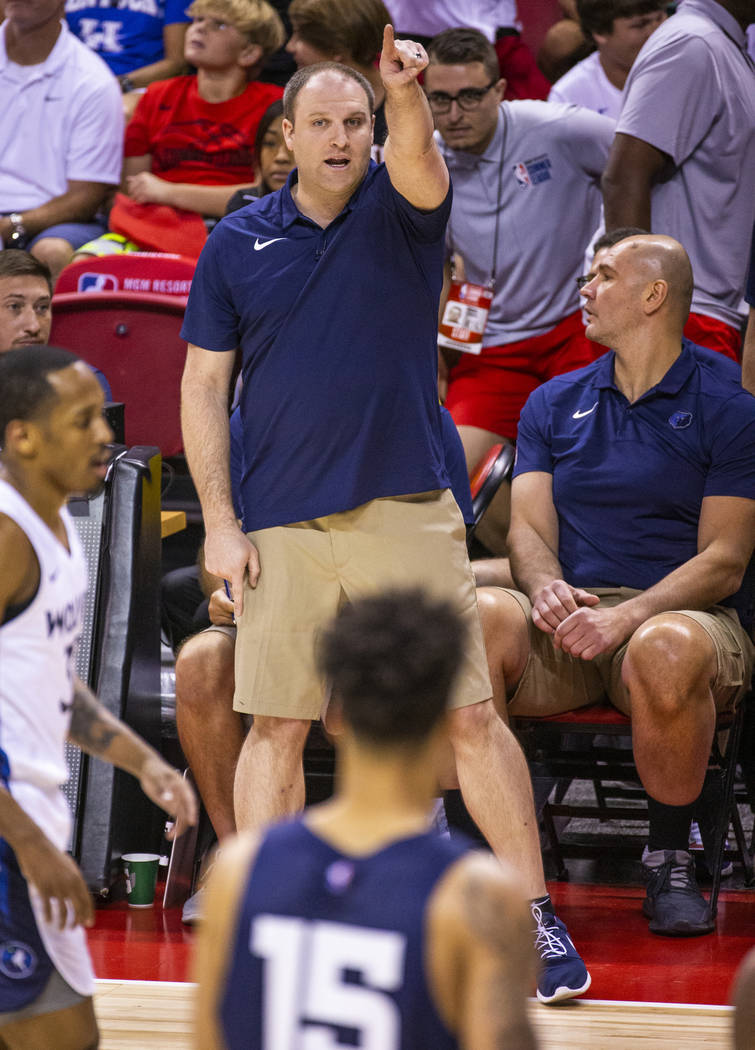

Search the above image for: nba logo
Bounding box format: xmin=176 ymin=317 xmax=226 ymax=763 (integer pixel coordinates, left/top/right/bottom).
xmin=513 ymin=162 xmax=531 ymax=188
xmin=78 ymin=273 xmax=118 ymax=293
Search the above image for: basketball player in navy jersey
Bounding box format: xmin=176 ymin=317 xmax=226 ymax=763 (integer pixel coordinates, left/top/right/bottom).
xmin=195 ymin=589 xmax=537 ymax=1050
xmin=0 ymin=345 xmax=197 ymax=1049
xmin=734 ymin=945 xmax=755 ymax=1050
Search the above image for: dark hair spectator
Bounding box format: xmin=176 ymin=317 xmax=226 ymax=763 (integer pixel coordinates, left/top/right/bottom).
xmin=0 ymin=250 xmax=53 ymax=296
xmin=224 ymin=100 xmax=295 ymax=213
xmin=427 ymin=27 xmax=500 ymax=81
xmin=577 ymin=0 xmax=668 ymax=40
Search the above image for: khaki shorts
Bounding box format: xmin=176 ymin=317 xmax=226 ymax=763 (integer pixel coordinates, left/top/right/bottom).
xmin=204 ymin=623 xmax=237 ymax=642
xmin=234 ymin=490 xmax=491 ymax=719
xmin=504 ymin=588 xmax=754 ymax=717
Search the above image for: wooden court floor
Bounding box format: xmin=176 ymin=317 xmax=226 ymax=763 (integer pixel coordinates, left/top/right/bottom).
xmin=94 ymin=979 xmax=734 ymax=1050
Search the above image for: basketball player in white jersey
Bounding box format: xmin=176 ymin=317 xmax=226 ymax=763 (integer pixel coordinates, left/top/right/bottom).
xmin=0 ymin=345 xmax=197 ymax=1050
xmin=195 ymin=589 xmax=537 ymax=1050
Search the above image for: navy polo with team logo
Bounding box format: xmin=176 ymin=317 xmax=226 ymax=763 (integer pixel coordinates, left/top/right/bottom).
xmin=182 ymin=162 xmax=452 ymax=532
xmin=514 ymin=341 xmax=755 ymax=592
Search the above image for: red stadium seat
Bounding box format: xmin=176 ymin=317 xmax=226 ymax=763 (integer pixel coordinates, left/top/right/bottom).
xmin=55 ymin=252 xmax=196 ymax=298
xmin=51 ymin=291 xmax=187 ymax=457
xmin=466 ymin=442 xmax=515 ymax=547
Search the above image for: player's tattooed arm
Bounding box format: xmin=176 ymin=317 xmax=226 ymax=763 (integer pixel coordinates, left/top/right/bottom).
xmin=428 ymin=853 xmax=537 ymax=1050
xmin=460 ymin=864 xmax=538 ymax=1050
xmin=67 ymin=678 xmax=119 ymax=756
xmin=67 ymin=677 xmax=198 ymax=839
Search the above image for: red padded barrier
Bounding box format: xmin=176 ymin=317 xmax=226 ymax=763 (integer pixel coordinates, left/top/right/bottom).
xmin=51 ymin=291 xmax=187 ymax=457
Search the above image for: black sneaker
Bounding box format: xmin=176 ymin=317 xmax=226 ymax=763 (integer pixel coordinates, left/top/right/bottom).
xmin=642 ymin=848 xmax=715 ymax=936
xmin=531 ymin=903 xmax=592 ymax=1004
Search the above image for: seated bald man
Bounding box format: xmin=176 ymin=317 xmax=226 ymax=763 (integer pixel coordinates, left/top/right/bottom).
xmin=478 ymin=234 xmax=755 ymax=937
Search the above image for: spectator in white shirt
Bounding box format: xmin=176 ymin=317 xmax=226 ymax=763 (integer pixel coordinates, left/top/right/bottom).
xmin=549 ymin=0 xmax=667 ymax=119
xmin=0 ymin=1 xmax=123 ymax=281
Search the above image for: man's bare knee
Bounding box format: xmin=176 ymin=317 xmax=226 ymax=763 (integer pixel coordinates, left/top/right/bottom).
xmin=175 ymin=632 xmax=235 ymax=710
xmin=30 ymin=237 xmax=74 ymax=280
xmin=250 ymin=715 xmax=311 ymax=750
xmin=623 ymin=614 xmax=716 ymax=713
xmin=477 ymin=586 xmax=530 ymax=681
xmin=448 ymin=697 xmax=497 ymax=747
xmin=456 ymin=425 xmax=508 ymax=475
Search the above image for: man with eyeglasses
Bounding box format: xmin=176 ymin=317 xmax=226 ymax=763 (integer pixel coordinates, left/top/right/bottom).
xmin=426 ymin=27 xmax=615 ymax=508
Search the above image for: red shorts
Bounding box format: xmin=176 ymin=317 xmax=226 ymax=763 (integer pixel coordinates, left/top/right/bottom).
xmin=444 ymin=310 xmax=606 ymax=441
xmin=683 ymin=313 xmax=741 ymax=362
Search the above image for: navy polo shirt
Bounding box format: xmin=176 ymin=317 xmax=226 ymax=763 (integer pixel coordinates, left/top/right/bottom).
xmin=514 ymin=341 xmax=755 ymax=592
xmin=182 ymin=162 xmax=452 ymax=531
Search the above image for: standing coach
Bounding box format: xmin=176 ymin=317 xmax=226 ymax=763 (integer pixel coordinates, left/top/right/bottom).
xmin=181 ymin=23 xmax=589 ymax=1004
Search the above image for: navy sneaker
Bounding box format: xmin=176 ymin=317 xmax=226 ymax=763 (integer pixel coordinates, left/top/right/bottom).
xmin=642 ymin=848 xmax=715 ymax=936
xmin=531 ymin=903 xmax=592 ymax=1004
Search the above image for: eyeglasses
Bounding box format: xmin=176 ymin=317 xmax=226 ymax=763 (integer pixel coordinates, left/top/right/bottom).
xmin=425 ymin=79 xmax=498 ymax=114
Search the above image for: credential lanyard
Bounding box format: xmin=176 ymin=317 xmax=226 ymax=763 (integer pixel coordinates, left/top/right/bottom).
xmin=446 ymin=104 xmax=508 ymax=290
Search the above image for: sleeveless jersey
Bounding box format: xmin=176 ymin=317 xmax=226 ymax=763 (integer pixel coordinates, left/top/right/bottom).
xmin=220 ymin=820 xmax=470 ymax=1050
xmin=0 ymin=479 xmax=87 ymax=850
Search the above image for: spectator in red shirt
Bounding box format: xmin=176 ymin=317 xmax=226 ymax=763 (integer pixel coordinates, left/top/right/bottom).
xmin=104 ymin=0 xmax=286 ymax=254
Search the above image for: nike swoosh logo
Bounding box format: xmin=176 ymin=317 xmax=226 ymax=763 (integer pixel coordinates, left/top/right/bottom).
xmin=254 ymin=237 xmax=286 ymax=251
xmin=572 ymin=401 xmax=598 ymax=419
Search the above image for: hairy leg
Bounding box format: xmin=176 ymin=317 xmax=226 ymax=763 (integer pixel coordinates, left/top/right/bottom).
xmin=449 ymin=698 xmax=547 ymax=898
xmin=175 ymin=631 xmax=244 ymax=841
xmin=234 ymin=716 xmax=311 ymax=832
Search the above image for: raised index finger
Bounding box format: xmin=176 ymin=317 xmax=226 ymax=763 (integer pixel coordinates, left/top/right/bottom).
xmin=382 ymin=23 xmax=395 ymax=54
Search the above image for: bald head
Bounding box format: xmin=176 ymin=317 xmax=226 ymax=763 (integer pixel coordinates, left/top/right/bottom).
xmin=603 ymin=234 xmax=694 ymax=323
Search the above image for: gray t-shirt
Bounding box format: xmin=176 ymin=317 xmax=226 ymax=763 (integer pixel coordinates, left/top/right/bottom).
xmin=617 ymin=0 xmax=755 ymax=329
xmin=440 ymin=100 xmax=613 ymax=346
